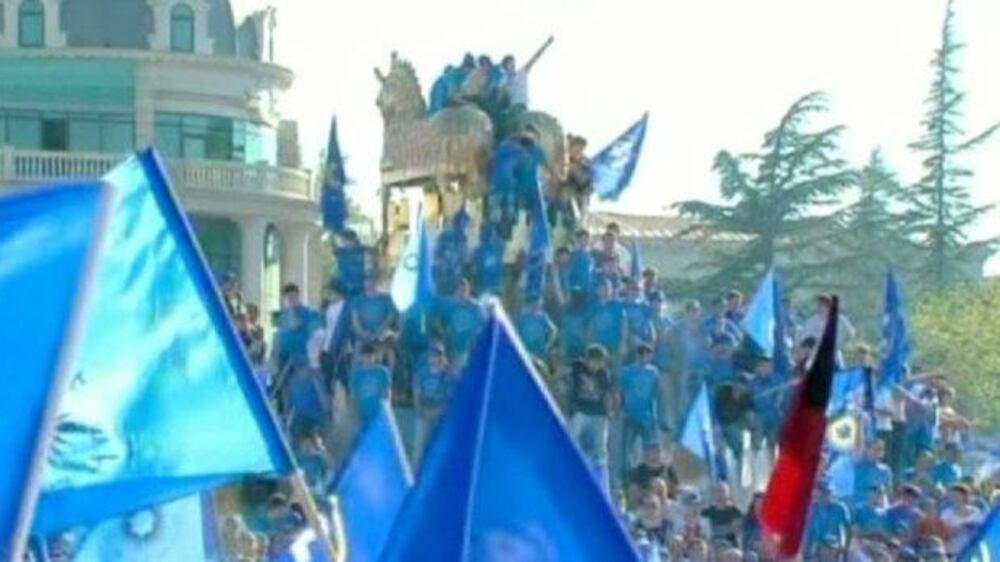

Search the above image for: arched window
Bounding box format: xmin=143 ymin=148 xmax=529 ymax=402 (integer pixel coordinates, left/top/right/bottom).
xmin=170 ymin=3 xmax=195 ymax=53
xmin=18 ymin=0 xmax=45 ymax=48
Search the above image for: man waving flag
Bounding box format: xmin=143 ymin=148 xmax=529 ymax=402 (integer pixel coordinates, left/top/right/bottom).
xmin=760 ymin=296 xmax=840 ymax=558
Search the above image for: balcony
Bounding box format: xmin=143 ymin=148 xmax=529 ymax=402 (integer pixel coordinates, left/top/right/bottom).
xmin=0 ymin=147 xmax=315 ymax=201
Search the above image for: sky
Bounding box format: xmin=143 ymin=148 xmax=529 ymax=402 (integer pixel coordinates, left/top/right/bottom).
xmin=232 ymin=0 xmax=1000 ymax=273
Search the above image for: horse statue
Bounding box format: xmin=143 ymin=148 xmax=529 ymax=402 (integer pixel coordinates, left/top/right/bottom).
xmin=375 ymin=52 xmax=566 ymax=220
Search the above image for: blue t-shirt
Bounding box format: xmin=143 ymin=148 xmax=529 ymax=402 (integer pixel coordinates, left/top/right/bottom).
xmin=591 ymin=270 xmax=622 ymax=297
xmin=652 ymin=316 xmax=675 ymax=373
xmin=853 ymin=459 xmax=893 ymax=505
xmin=623 ymin=299 xmax=655 ymax=344
xmin=275 ymin=305 xmax=319 ymax=366
xmin=353 ymin=293 xmax=396 ymax=335
xmin=516 ymin=310 xmax=556 ymax=358
xmin=677 ymin=324 xmax=709 ymax=375
xmin=437 ymin=298 xmax=485 ymax=359
xmin=559 ymin=307 xmax=588 ymax=361
xmin=805 ymin=500 xmax=851 ymax=549
xmin=588 ymin=300 xmax=626 ymax=356
xmin=853 ymin=505 xmax=886 ymax=535
xmin=883 ymin=504 xmax=922 ymax=537
xmin=567 ymin=249 xmax=594 ymax=293
xmin=349 ymin=364 xmax=391 ymax=422
xmin=931 ymin=461 xmax=962 ymax=487
xmin=414 ymin=366 xmax=456 ymax=411
xmin=433 ymin=227 xmax=468 ymax=296
xmin=335 ymin=245 xmax=367 ymax=296
xmin=473 ymin=238 xmax=506 ymax=295
xmin=491 ymin=139 xmax=524 ymax=195
xmin=618 ymin=363 xmax=660 ymax=423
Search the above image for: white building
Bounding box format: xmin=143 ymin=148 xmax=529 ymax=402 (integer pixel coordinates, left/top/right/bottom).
xmin=0 ymin=0 xmax=322 ymax=318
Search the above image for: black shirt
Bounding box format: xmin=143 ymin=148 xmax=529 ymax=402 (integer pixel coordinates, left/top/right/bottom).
xmin=702 ymin=505 xmax=744 ymax=544
xmin=627 ymin=462 xmax=680 ymax=492
xmin=570 ymin=360 xmax=612 ymax=416
xmin=714 ymin=377 xmax=753 ymax=425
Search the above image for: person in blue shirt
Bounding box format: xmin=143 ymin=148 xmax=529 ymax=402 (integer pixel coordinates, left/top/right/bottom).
xmin=702 ymin=299 xmax=742 ymax=344
xmin=435 ymin=278 xmax=486 ymax=369
xmin=674 ymin=300 xmax=710 ymax=393
xmin=489 ymin=136 xmax=525 ymax=239
xmin=272 ymin=283 xmax=320 ymax=375
xmin=617 ymin=344 xmax=662 ymax=475
xmin=515 ymin=296 xmax=557 ymax=361
xmin=550 ymin=246 xmax=572 ymax=305
xmin=723 ymin=289 xmax=744 ymax=324
xmin=433 ymin=211 xmax=469 ymax=297
xmin=883 ymin=484 xmax=924 ymax=540
xmin=333 ymin=230 xmax=368 ymax=298
xmin=586 ymin=279 xmax=628 ymax=366
xmin=852 ymin=485 xmax=888 ymax=538
xmin=513 ymin=125 xmax=548 ymax=213
xmin=747 ymin=357 xmax=784 ymax=447
xmin=591 ymin=254 xmax=623 ymax=299
xmin=558 ymin=289 xmax=590 ymax=364
xmin=351 ymin=274 xmax=398 ymax=344
xmin=567 ymin=228 xmax=594 ymax=295
xmin=853 ymin=439 xmax=894 ymax=507
xmin=931 ymin=442 xmax=963 ymax=488
xmin=348 ymin=342 xmax=392 ymax=424
xmin=622 ymin=278 xmax=656 ymax=358
xmin=706 ymin=332 xmax=737 ymax=387
xmin=804 ymin=481 xmax=851 ymax=558
xmin=471 ymin=227 xmax=506 ymax=297
xmin=412 ymin=343 xmax=457 ymax=461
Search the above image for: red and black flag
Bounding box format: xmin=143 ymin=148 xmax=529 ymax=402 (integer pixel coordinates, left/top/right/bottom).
xmin=760 ymin=296 xmax=840 ymax=558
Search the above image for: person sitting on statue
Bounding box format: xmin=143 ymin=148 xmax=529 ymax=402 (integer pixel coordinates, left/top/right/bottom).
xmin=471 ymin=225 xmax=507 ymax=297
xmin=433 ymin=209 xmax=470 ymax=295
xmin=460 ymin=55 xmax=495 ymax=103
xmin=333 ymin=229 xmax=368 ymax=298
xmin=428 ymin=64 xmax=456 ymax=115
xmin=500 ymin=36 xmax=554 ymax=110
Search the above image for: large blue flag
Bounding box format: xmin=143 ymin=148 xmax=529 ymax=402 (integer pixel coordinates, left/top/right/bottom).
xmin=69 ymin=494 xmax=218 ymax=562
xmin=742 ymin=267 xmax=777 ymax=356
xmin=381 ymin=308 xmax=640 ymax=561
xmin=879 ymin=268 xmax=910 ymax=389
xmin=679 ymin=384 xmax=718 ymax=481
xmin=957 ymin=502 xmax=1000 ymax=561
xmin=331 ymin=403 xmax=412 ymax=562
xmin=33 ymin=149 xmax=294 ymax=534
xmin=0 ymin=183 xmax=109 ymax=561
xmin=320 ymin=116 xmax=349 ymax=233
xmin=390 ymin=207 xmax=433 ymax=313
xmin=591 ymin=113 xmax=648 ymax=201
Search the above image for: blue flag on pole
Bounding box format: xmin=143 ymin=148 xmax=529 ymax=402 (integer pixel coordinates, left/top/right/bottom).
xmin=381 ymin=308 xmax=640 ymax=561
xmin=0 ymin=183 xmax=109 ymax=561
xmin=879 ymin=268 xmax=910 ymax=389
xmin=390 ymin=207 xmax=433 ymax=312
xmin=742 ymin=268 xmax=777 ymax=356
xmin=321 ymin=117 xmax=349 ymax=233
xmin=70 ymin=494 xmax=219 ymax=562
xmin=331 ymin=403 xmax=412 ymax=562
xmin=679 ymin=384 xmax=718 ymax=481
xmin=591 ymin=113 xmax=649 ymax=201
xmin=33 ymin=149 xmax=294 ymax=534
xmin=772 ymin=271 xmax=790 ymax=381
xmin=957 ymin=502 xmax=1000 ymax=561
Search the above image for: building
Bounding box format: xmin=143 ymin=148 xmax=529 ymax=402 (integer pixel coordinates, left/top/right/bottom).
xmin=0 ymin=0 xmax=322 ymax=319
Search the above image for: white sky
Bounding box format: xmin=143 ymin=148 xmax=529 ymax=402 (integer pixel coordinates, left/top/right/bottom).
xmin=234 ymin=0 xmax=1000 ymax=273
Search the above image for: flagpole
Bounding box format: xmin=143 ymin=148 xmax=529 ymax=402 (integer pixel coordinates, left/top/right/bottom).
xmin=289 ymin=470 xmax=342 ymax=562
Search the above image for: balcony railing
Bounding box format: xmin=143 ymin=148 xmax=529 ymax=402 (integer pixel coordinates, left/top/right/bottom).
xmin=0 ymin=147 xmax=314 ymax=200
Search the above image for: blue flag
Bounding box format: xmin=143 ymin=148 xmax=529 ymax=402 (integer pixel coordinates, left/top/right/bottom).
xmin=772 ymin=271 xmax=790 ymax=381
xmin=33 ymin=150 xmax=294 ymax=534
xmin=390 ymin=207 xmax=433 ymax=313
xmin=629 ymin=238 xmax=643 ymax=280
xmin=69 ymin=494 xmax=219 ymax=562
xmin=321 ymin=117 xmax=349 ymax=233
xmin=828 ymin=368 xmax=867 ymax=415
xmin=679 ymin=384 xmax=718 ymax=481
xmin=0 ymin=183 xmax=109 ymax=561
xmin=591 ymin=113 xmax=648 ymax=201
xmin=957 ymin=501 xmax=1000 ymax=561
xmin=331 ymin=403 xmax=412 ymax=562
xmin=381 ymin=308 xmax=640 ymax=561
xmin=742 ymin=268 xmax=777 ymax=356
xmin=879 ymin=268 xmax=910 ymax=389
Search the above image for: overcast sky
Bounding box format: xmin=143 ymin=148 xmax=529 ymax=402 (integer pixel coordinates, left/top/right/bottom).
xmin=233 ymin=0 xmax=1000 ymax=273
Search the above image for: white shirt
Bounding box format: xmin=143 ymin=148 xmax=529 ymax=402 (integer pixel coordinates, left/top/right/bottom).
xmin=323 ymin=299 xmax=345 ymax=352
xmin=799 ymin=312 xmax=856 ymax=349
xmin=508 ymin=68 xmax=529 ymax=106
xmin=941 ymin=506 xmax=983 ymax=554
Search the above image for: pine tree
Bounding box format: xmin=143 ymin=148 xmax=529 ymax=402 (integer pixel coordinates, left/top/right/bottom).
xmin=907 ymin=0 xmax=998 ymax=289
xmin=675 ymin=92 xmax=856 ymax=298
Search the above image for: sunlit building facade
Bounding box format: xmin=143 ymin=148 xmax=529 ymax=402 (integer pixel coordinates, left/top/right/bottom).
xmin=0 ymin=0 xmax=322 ymax=316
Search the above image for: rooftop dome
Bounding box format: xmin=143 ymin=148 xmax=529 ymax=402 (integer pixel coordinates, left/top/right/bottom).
xmin=59 ymin=0 xmax=237 ymax=56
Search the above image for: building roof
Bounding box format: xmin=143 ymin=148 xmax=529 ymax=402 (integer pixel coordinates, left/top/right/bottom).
xmin=59 ymin=0 xmax=237 ymax=56
xmin=584 ymin=211 xmax=691 ymax=239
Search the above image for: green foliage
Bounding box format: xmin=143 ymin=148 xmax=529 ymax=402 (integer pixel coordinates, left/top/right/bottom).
xmin=906 ymin=0 xmax=998 ymax=290
xmin=674 ymin=92 xmax=856 ymax=299
xmin=910 ymin=279 xmax=1000 ymax=428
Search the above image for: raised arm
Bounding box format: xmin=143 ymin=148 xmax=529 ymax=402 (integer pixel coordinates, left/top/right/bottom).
xmin=522 ymin=35 xmax=555 ymax=73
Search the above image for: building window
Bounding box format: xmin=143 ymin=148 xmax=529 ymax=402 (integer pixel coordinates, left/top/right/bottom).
xmin=0 ymin=109 xmax=134 ymax=153
xmin=19 ymin=0 xmax=45 ymax=48
xmin=154 ymin=112 xmax=277 ymax=165
xmin=170 ymin=3 xmax=195 ymax=53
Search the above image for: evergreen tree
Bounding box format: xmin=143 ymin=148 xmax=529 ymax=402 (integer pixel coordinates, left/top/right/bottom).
xmin=675 ymin=92 xmax=856 ymax=298
xmin=907 ymin=0 xmax=998 ymax=289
